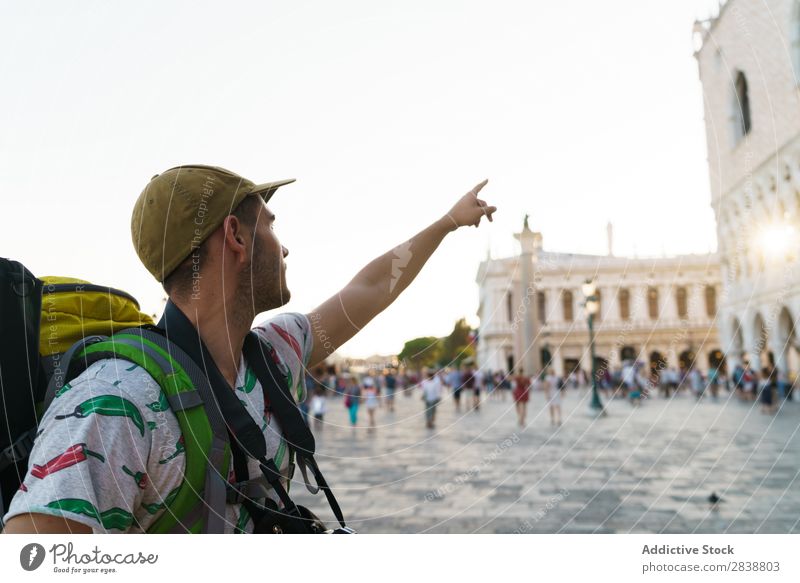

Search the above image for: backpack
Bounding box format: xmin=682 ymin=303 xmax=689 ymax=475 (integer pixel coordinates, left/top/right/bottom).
xmin=0 ymin=258 xmax=347 ymax=533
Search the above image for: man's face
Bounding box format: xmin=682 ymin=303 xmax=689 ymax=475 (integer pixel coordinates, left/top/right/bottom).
xmin=240 ymin=198 xmax=290 ymax=314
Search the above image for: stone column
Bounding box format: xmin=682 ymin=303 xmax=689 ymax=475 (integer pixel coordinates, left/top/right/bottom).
xmin=770 ymin=326 xmax=791 ymax=380
xmin=514 ymin=222 xmax=539 ymax=376
xmin=742 ymin=319 xmax=762 ymax=369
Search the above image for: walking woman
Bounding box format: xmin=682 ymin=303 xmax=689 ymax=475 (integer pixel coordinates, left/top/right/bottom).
xmin=344 ymin=374 xmax=362 ymax=427
xmin=512 ymin=368 xmax=531 ymax=428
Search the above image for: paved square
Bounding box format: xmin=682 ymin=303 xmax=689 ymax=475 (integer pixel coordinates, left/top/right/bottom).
xmin=292 ymin=387 xmax=800 ymax=533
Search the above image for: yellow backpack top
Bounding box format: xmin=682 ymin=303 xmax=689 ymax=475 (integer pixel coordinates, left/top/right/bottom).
xmin=38 ymin=276 xmax=154 ymax=356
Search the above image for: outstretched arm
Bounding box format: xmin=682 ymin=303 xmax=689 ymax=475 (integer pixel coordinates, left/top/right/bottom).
xmin=306 ymin=180 xmax=496 ymax=367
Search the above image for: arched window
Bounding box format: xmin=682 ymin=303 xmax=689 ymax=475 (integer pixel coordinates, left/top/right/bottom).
xmin=506 ymin=291 xmax=513 ymax=322
xmin=705 ymin=285 xmax=717 ymax=317
xmin=731 ymin=71 xmax=752 ymax=143
xmin=648 ymin=287 xmax=659 ymax=320
xmin=537 ymin=291 xmax=546 ymax=324
xmin=619 ymin=288 xmax=631 ymax=320
xmin=676 ymin=287 xmax=688 ymax=319
xmin=562 ymin=290 xmax=574 ymax=322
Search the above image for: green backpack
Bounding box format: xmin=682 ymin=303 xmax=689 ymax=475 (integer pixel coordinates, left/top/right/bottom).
xmin=0 ymin=258 xmax=347 ymax=533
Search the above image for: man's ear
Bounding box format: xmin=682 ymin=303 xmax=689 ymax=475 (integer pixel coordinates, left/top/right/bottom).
xmin=222 ymin=215 xmax=249 ymax=260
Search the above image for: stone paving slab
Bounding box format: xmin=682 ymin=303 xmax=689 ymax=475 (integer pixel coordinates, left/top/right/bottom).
xmin=290 ymin=386 xmax=800 ymax=533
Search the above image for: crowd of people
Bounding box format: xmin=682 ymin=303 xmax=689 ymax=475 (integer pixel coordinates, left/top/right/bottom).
xmin=301 ymin=358 xmax=798 ymax=432
xmin=300 ymin=364 xmax=575 ymax=430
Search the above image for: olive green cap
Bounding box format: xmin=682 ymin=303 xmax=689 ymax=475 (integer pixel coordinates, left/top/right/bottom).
xmin=131 ymin=164 xmax=295 ymax=282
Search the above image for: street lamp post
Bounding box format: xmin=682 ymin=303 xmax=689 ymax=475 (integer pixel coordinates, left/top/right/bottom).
xmin=582 ymin=279 xmax=605 ymax=415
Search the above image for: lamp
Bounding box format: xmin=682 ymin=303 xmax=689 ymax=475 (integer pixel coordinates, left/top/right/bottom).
xmin=586 ymin=298 xmax=599 ymax=315
xmin=581 ymin=278 xmax=605 ymax=415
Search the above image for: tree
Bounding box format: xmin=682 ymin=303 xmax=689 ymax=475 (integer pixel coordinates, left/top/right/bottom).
xmin=398 ymin=336 xmax=442 ymax=372
xmin=439 ymin=318 xmax=475 ymax=367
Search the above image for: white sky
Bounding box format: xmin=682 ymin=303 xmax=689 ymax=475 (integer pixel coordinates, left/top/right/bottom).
xmin=0 ymin=0 xmax=721 ymax=358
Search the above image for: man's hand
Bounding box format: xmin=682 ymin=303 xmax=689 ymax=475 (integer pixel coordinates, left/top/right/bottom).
xmin=306 ymin=179 xmax=496 ymax=367
xmin=442 ymin=180 xmax=497 ymax=230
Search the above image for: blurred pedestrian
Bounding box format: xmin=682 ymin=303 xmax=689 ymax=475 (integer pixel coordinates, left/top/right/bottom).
xmin=512 ymin=368 xmax=531 ymax=427
xmin=447 ymin=367 xmax=463 ymax=411
xmin=690 ymin=367 xmax=705 ymax=401
xmin=344 ymin=375 xmax=361 ymax=427
xmin=460 ymin=366 xmax=474 ymax=411
xmin=384 ymin=368 xmax=398 ymax=412
xmin=544 ymin=368 xmax=562 ymax=426
xmin=759 ymin=367 xmax=776 ymax=414
xmin=708 ymin=365 xmax=721 ymax=401
xmin=472 ymin=367 xmax=485 ymax=411
xmin=310 ymin=386 xmax=327 ymax=431
xmin=363 ymin=375 xmax=379 ymax=431
xmin=421 ymin=369 xmax=443 ymax=429
xmin=742 ymin=363 xmax=757 ymax=401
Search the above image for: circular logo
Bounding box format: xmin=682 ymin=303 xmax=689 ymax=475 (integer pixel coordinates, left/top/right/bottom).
xmin=19 ymin=543 xmax=46 ymax=571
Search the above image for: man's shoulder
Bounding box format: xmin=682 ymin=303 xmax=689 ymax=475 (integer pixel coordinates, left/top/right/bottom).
xmin=252 ymin=311 xmax=312 ymax=365
xmin=252 ymin=312 xmax=310 ymax=339
xmin=61 ymin=357 xmax=164 ymax=405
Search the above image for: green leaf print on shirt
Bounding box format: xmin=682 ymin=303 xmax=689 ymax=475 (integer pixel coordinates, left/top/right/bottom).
xmin=158 ymin=436 xmax=185 ymax=464
xmin=54 ymin=395 xmax=146 ymax=436
xmin=236 ymin=366 xmax=257 ymax=393
xmin=274 ymin=439 xmax=287 ymax=469
xmin=234 ymin=506 xmax=250 ymax=534
xmin=146 ymin=392 xmax=169 ymax=413
xmin=54 ymin=382 xmax=72 ymax=399
xmin=45 ymin=499 xmax=135 ymax=531
xmin=142 ymin=486 xmax=180 ymax=515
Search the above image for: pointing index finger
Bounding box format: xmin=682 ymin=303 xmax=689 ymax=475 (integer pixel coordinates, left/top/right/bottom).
xmin=471 ymin=179 xmax=489 ymax=196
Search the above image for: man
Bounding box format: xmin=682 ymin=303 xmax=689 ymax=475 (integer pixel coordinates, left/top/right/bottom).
xmin=3 ymin=164 xmax=495 ymax=533
xmin=445 ymin=366 xmax=462 ymax=410
xmin=471 ymin=366 xmax=485 ymax=411
xmin=383 ymin=369 xmax=397 ymax=413
xmin=420 ymin=370 xmax=443 ymax=429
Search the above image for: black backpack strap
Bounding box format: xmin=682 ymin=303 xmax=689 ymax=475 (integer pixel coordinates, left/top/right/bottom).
xmin=157 ymin=302 xmax=302 ymax=518
xmin=242 ymin=333 xmax=347 ymax=529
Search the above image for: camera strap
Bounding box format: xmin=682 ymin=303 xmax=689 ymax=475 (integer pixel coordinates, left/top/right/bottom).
xmin=242 ymin=332 xmax=347 ymax=529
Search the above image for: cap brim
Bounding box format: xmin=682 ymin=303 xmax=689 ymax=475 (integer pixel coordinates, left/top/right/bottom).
xmin=250 ymin=178 xmax=296 ymax=203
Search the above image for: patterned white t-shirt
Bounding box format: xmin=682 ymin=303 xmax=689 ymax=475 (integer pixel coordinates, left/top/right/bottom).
xmin=4 ymin=312 xmax=313 ymax=534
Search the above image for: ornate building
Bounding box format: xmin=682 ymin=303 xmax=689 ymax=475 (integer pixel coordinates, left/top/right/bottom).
xmin=695 ymin=0 xmax=800 ymax=379
xmin=475 ymin=222 xmax=722 ymax=377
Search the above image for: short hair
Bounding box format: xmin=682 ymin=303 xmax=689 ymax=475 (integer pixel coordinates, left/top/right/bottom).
xmin=163 ymin=195 xmax=264 ymax=298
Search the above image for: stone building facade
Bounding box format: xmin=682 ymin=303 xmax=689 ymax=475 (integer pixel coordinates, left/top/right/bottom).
xmin=695 ymin=0 xmax=800 ymax=378
xmin=475 ymin=223 xmax=722 ymax=377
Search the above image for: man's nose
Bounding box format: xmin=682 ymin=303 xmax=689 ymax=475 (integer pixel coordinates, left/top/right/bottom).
xmin=282 ymin=246 xmax=289 ymax=259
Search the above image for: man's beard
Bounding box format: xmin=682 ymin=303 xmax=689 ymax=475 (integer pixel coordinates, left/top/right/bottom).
xmin=239 ymin=244 xmax=290 ymax=319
